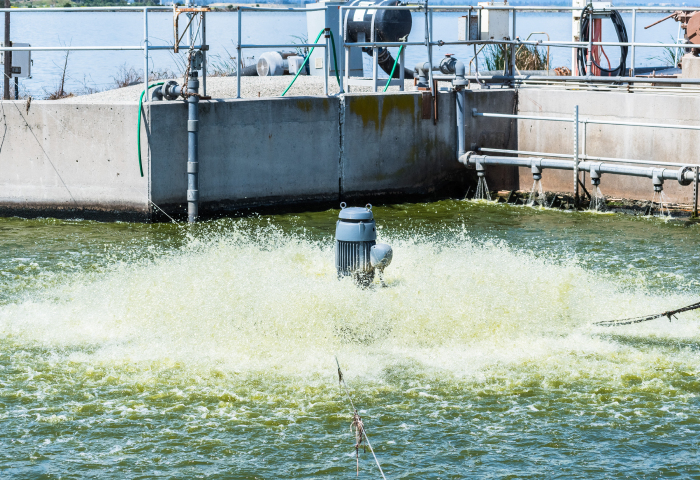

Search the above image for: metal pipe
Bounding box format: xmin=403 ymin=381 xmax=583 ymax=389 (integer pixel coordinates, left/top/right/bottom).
xmin=475 ymin=110 xmax=700 ymax=131
xmin=143 ymin=7 xmax=148 ymax=107
xmin=425 ymin=0 xmax=434 ymax=92
xmin=694 ymin=167 xmax=699 ymax=218
xmin=202 ymin=11 xmax=206 ymax=97
xmin=630 ymin=8 xmax=636 ymax=76
xmin=338 ymin=6 xmax=344 ymax=93
xmin=399 ymin=43 xmax=405 ymax=91
xmin=187 ymin=72 xmax=200 ymax=223
xmin=372 ymin=11 xmax=378 ymax=92
xmin=586 ymin=9 xmax=592 ymax=78
xmin=237 ymin=8 xmax=241 ymax=99
xmin=574 ymin=105 xmax=579 ymax=206
xmin=479 ymin=147 xmax=700 ymax=168
xmin=4 ymin=0 xmax=10 ymax=101
xmin=240 ymin=43 xmax=328 ymax=49
xmin=463 ymin=154 xmax=695 ymax=184
xmin=324 ymin=27 xmax=329 ymax=96
xmin=456 ymin=89 xmax=465 ymax=159
xmin=510 ymin=9 xmax=516 ymax=77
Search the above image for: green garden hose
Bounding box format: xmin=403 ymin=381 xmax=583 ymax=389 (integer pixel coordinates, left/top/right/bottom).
xmin=282 ymin=28 xmax=342 ymax=97
xmin=137 ymin=82 xmax=164 ymax=178
xmin=383 ymin=45 xmax=404 ymax=93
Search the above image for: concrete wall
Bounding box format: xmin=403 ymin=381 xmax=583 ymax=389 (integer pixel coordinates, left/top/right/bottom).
xmin=147 ymin=90 xmax=510 ymax=215
xmin=148 ymin=97 xmax=341 ymax=212
xmin=0 ymin=100 xmax=148 ymax=220
xmin=517 ymin=89 xmax=700 ymax=204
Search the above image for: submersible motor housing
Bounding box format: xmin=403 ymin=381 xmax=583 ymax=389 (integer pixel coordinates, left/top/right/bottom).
xmin=335 ymin=203 xmax=393 ymax=286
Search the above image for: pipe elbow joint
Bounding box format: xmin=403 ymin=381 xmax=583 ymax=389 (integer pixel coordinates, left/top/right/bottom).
xmin=452 ymin=60 xmax=468 ymax=88
xmin=530 ymin=157 xmax=543 ymax=180
xmin=652 ymin=168 xmax=665 ymax=192
xmin=590 ymin=162 xmax=602 ymax=185
xmin=459 ymin=151 xmax=475 ymax=168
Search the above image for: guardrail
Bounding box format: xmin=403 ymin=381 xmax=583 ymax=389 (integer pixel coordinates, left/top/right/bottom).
xmin=469 ymin=105 xmax=700 ymax=213
xmin=1 ymin=3 xmax=698 ymax=101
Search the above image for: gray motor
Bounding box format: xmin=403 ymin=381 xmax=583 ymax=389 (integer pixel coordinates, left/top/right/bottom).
xmin=335 ymin=203 xmax=393 ymax=286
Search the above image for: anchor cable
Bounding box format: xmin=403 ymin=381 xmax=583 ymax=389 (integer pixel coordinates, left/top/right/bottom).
xmin=335 ymin=357 xmax=387 ymax=480
xmin=593 ymin=300 xmax=700 ymax=327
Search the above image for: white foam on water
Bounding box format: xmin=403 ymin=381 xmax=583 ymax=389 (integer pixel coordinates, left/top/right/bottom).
xmin=1 ymin=221 xmax=699 ymax=391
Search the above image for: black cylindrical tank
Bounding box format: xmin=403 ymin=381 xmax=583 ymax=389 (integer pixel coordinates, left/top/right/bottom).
xmin=346 ymin=0 xmax=412 ymax=43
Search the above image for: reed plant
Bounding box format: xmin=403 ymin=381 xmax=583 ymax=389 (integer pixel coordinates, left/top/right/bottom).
xmin=482 ymin=43 xmax=548 ymax=71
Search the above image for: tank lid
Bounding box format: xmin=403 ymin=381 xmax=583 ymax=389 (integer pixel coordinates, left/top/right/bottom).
xmin=338 ymin=203 xmax=374 ymax=220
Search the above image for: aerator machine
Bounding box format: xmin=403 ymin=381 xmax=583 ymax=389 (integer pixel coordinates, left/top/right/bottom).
xmin=335 ymin=203 xmax=393 ymax=287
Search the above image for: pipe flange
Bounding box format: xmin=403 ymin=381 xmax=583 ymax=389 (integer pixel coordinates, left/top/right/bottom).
xmin=459 ymin=150 xmax=475 ymax=167
xmin=163 ymin=80 xmax=181 ymax=101
xmin=678 ymin=166 xmax=694 ymax=186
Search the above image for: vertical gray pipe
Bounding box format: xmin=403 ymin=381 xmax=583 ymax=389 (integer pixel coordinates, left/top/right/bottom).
xmin=187 ymin=72 xmax=200 ymax=223
xmin=456 ymin=89 xmax=465 ymax=158
xmin=573 ymin=105 xmax=579 ymax=208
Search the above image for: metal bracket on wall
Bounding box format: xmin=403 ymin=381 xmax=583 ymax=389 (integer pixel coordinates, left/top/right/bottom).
xmin=173 ymin=7 xmax=210 ymax=53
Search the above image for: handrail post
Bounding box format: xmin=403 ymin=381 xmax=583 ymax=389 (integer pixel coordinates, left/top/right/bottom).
xmin=237 ymin=7 xmax=242 ymax=99
xmin=324 ymin=27 xmax=329 ymax=96
xmin=371 ymin=10 xmax=378 ymax=92
xmin=630 ymin=8 xmax=636 ymax=76
xmin=143 ymin=7 xmax=148 ymax=105
xmin=425 ymin=1 xmax=434 ymax=92
xmin=202 ymin=10 xmax=207 ymax=97
xmin=510 ymin=8 xmax=516 ymax=77
xmin=399 ymin=42 xmax=405 ymax=91
xmin=574 ymin=105 xmax=580 ymax=208
xmin=338 ymin=6 xmax=344 ymax=93
xmin=586 ymin=10 xmax=592 ymax=78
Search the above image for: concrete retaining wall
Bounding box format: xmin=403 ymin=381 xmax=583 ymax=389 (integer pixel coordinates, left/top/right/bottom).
xmin=2 ymin=87 xmax=697 ymax=221
xmin=0 ymin=101 xmax=148 ymax=220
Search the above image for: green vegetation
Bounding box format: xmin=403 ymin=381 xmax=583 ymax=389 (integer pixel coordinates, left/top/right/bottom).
xmin=482 ymin=43 xmax=548 ymax=71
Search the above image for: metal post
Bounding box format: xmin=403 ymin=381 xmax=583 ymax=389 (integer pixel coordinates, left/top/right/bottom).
xmin=338 ymin=6 xmax=344 ymax=93
xmin=399 ymin=44 xmax=405 ymax=91
xmin=586 ymin=11 xmax=593 ymax=78
xmin=510 ymin=8 xmax=516 ymax=77
xmin=694 ymin=166 xmax=699 ymax=218
xmin=237 ymin=7 xmax=242 ymax=99
xmin=13 ymin=75 xmax=16 ymax=99
xmin=425 ymin=0 xmax=433 ymax=91
xmin=582 ymin=119 xmax=587 ymax=157
xmin=187 ymin=71 xmax=200 ymax=223
xmin=630 ymin=8 xmax=636 ymax=76
xmin=371 ymin=12 xmax=378 ymax=92
xmin=3 ymin=0 xmax=10 ymax=101
xmin=324 ymin=28 xmax=329 ymax=96
xmin=143 ymin=7 xmax=148 ymax=105
xmin=202 ymin=11 xmax=206 ymax=97
xmin=573 ymin=105 xmax=579 ymax=207
xmin=344 ymin=7 xmax=350 ymax=93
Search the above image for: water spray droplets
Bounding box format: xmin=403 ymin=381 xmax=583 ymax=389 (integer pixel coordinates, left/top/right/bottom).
xmin=589 ymin=186 xmax=607 ymax=212
xmin=648 ymin=190 xmax=672 ymax=219
xmin=474 ymin=176 xmax=492 ymax=201
xmin=527 ymin=180 xmax=548 ymax=208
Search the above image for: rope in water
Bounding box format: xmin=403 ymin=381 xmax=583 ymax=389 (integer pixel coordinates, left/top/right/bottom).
xmin=593 ymin=300 xmax=700 ymax=327
xmin=335 ymin=357 xmax=387 ymax=480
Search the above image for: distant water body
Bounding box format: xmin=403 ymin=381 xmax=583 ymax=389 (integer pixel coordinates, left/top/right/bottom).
xmin=4 ymin=10 xmax=679 ymax=98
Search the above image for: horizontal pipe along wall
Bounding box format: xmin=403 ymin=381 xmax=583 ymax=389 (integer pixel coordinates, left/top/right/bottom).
xmin=0 ymin=100 xmax=149 ymax=221
xmin=516 ymin=89 xmax=700 ymax=204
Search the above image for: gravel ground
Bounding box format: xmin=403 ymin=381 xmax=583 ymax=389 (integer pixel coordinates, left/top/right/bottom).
xmin=58 ymin=75 xmax=421 ymax=103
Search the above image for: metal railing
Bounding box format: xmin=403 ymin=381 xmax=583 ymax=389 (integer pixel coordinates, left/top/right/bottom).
xmin=1 ymin=3 xmax=699 ymax=102
xmin=469 ymin=105 xmax=700 ymax=212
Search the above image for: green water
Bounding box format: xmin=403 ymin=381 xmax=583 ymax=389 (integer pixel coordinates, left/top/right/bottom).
xmin=2 ymin=200 xmax=700 ymax=478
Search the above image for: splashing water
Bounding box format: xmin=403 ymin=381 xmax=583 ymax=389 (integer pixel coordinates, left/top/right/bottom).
xmin=474 ymin=176 xmax=492 ymax=201
xmin=2 ymin=203 xmax=700 ymax=478
xmin=527 ymin=179 xmax=548 ymax=208
xmin=648 ymin=190 xmax=672 ymax=218
xmin=589 ymin=186 xmax=607 ymax=212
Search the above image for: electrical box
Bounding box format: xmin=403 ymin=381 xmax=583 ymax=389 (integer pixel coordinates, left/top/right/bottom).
xmin=478 ymin=1 xmax=510 ymax=40
xmin=457 ymin=14 xmax=480 ymax=41
xmin=306 ymin=1 xmax=363 ymax=77
xmin=0 ymin=43 xmax=31 ymax=78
